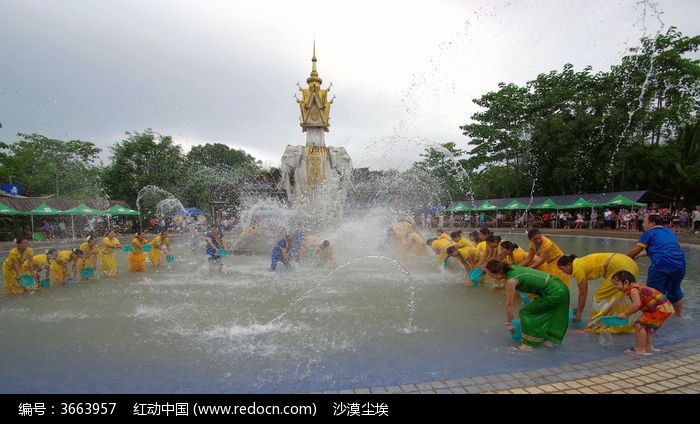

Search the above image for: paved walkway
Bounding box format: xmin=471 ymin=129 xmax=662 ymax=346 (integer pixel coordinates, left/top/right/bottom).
xmin=320 ymin=337 xmax=700 ymax=394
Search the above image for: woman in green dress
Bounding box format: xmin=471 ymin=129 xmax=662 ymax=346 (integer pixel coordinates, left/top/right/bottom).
xmin=484 ymin=259 xmax=570 ymax=350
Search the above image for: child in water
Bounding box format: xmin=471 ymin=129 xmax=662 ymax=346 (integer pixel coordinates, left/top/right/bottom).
xmin=612 ymin=270 xmax=674 ymax=356
xmin=189 ymin=232 xmax=199 ymax=254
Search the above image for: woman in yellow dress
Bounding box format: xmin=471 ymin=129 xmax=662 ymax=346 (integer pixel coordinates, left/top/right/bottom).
xmin=128 ymin=232 xmax=149 ymax=272
xmin=50 ymin=249 xmax=82 ymax=285
xmin=497 ymin=241 xmax=530 ymax=265
xmin=406 ymin=229 xmax=428 ymax=257
xmin=557 ymin=253 xmax=638 ymax=334
xmin=477 ymin=234 xmax=503 ymax=268
xmin=148 ymin=229 xmax=172 ymax=268
xmin=520 ymin=228 xmax=570 ymax=287
xmin=450 ymin=230 xmax=474 ymax=249
xmin=78 ymin=236 xmax=100 ymax=280
xmin=427 ymin=237 xmax=453 ymax=268
xmin=99 ymin=229 xmax=122 ymax=277
xmin=473 ymin=228 xmax=491 ymax=264
xmin=388 ymin=224 xmax=409 ymax=263
xmin=3 ymin=237 xmax=35 ymax=295
xmin=20 ymin=248 xmax=57 ymax=287
xmin=446 ymin=245 xmax=481 ymax=285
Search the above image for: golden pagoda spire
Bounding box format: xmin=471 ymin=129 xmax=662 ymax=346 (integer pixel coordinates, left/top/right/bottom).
xmin=307 ymin=41 xmax=322 ymax=88
xmin=296 ymin=41 xmax=334 ymax=131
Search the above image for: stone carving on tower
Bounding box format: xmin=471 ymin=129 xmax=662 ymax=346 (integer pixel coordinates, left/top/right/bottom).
xmin=280 ymin=43 xmax=353 ymax=210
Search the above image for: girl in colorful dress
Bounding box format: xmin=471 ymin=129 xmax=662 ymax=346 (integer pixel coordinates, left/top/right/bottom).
xmin=611 ymin=270 xmax=674 ymax=356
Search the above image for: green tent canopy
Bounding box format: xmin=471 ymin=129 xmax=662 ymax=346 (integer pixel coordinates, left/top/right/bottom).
xmin=446 ymin=202 xmax=471 ymax=212
xmin=64 ymin=203 xmax=102 ymax=215
xmin=503 ymin=199 xmax=528 ymax=210
xmin=0 ymin=202 xmax=25 ymax=215
xmin=63 ymin=203 xmax=103 ymax=238
xmin=103 ymin=204 xmax=140 ymax=215
xmin=30 ymin=202 xmax=65 ymax=215
xmin=533 ymin=198 xmax=562 ymax=210
xmin=605 ymin=194 xmax=647 ymax=208
xmin=561 ymin=197 xmax=597 ymax=209
xmin=28 ymin=202 xmax=65 ymax=235
xmin=475 ymin=201 xmax=499 ymax=211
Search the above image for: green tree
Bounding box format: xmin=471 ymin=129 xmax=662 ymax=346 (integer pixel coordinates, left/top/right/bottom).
xmin=101 ymin=129 xmax=186 ymax=208
xmin=186 ymin=143 xmax=260 ymax=171
xmin=180 ymin=143 xmax=262 ymax=210
xmin=461 ymin=82 xmax=533 ymax=196
xmin=457 ymin=28 xmax=700 ymax=201
xmin=0 ymin=133 xmax=103 ymax=197
xmin=611 ymin=27 xmax=700 ymax=147
xmin=411 ymin=142 xmax=471 ymax=205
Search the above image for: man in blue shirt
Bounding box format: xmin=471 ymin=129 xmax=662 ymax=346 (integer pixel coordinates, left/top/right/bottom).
xmin=626 ymin=213 xmax=686 ymax=317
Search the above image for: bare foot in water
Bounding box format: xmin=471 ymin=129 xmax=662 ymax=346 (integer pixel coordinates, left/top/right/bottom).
xmin=650 ymin=347 xmax=662 ymax=352
xmin=518 ymin=344 xmax=533 ymax=351
xmin=624 ymin=348 xmax=651 ymax=356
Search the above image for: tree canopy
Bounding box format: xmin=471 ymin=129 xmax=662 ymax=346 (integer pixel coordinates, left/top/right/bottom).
xmin=445 ymin=27 xmax=700 ymax=206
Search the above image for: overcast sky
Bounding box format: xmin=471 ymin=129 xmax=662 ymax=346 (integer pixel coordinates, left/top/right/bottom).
xmin=1 ymin=0 xmax=699 ymax=171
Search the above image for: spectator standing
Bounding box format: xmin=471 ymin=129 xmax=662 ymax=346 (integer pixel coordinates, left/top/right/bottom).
xmin=679 ymin=207 xmax=688 ymax=231
xmin=542 ymin=212 xmax=550 ymax=228
xmin=636 ymin=208 xmax=647 ymax=232
xmin=691 ymin=204 xmax=700 ymax=234
xmin=603 ymin=208 xmax=612 ymax=229
xmin=589 ymin=209 xmax=598 ymax=230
